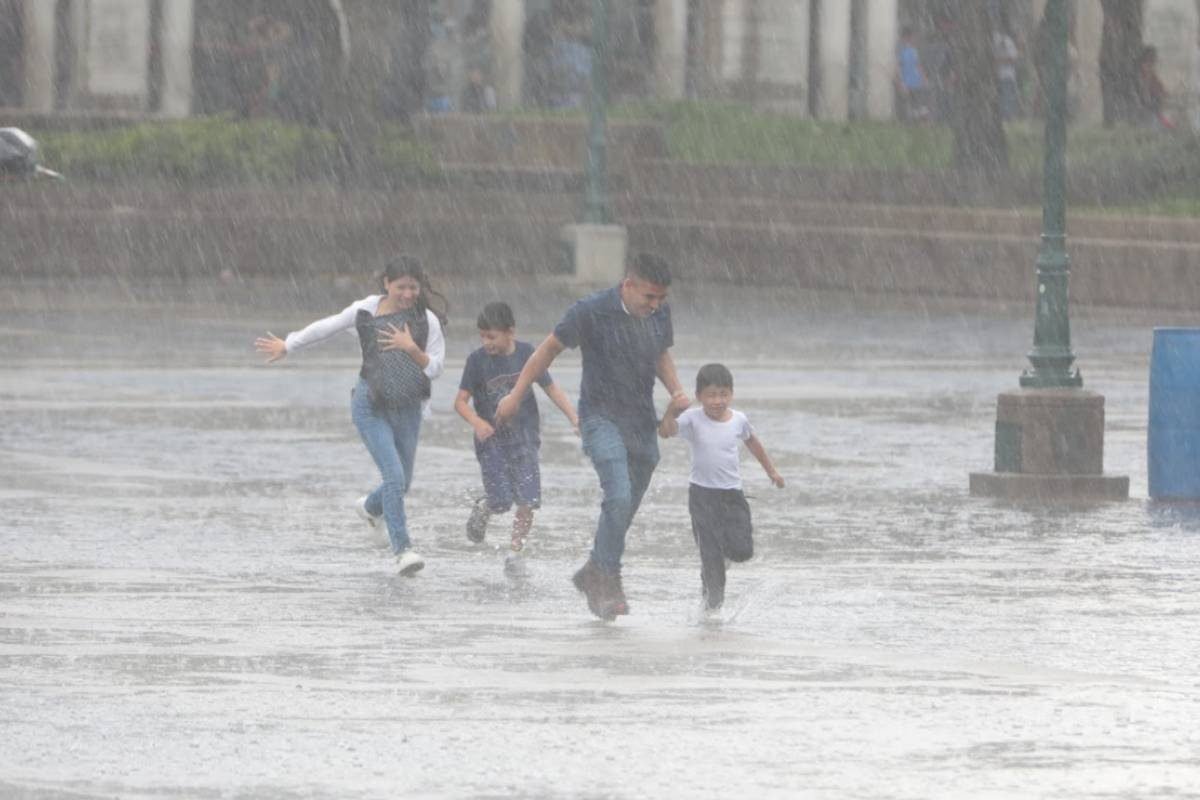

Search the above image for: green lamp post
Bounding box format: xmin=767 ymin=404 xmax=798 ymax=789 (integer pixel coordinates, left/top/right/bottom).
xmin=969 ymin=0 xmax=1127 ymax=500
xmin=584 ymin=0 xmax=611 ymax=225
xmin=1021 ymin=0 xmax=1081 ymax=389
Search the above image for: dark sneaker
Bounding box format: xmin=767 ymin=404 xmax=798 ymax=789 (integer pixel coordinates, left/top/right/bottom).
xmin=572 ymin=561 xmax=608 ymax=619
xmin=465 ymin=497 xmax=490 ymax=543
xmin=608 ymin=572 xmax=630 ymax=616
xmin=572 ymin=561 xmax=626 ymax=621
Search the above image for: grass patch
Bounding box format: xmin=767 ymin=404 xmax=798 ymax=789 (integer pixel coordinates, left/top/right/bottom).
xmin=35 ymin=117 xmax=439 ymax=184
xmin=38 ymin=117 xmax=342 ymax=183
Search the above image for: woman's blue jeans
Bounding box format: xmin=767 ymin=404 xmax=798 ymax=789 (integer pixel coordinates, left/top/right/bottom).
xmin=580 ymin=415 xmax=660 ymax=575
xmin=351 ymin=379 xmax=423 ymax=554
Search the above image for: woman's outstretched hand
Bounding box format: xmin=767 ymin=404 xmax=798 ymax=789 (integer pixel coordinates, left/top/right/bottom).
xmin=255 ymin=332 xmax=287 ymax=363
xmin=379 ymin=322 xmax=418 ymax=355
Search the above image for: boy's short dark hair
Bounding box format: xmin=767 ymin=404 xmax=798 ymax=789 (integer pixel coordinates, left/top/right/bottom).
xmin=696 ymin=363 xmax=733 ymax=394
xmin=626 ymin=252 xmax=672 ymax=287
xmin=477 ymin=301 xmax=515 ymax=331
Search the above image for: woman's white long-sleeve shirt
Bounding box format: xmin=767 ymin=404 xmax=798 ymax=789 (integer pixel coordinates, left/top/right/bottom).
xmin=283 ymin=295 xmax=446 ymax=412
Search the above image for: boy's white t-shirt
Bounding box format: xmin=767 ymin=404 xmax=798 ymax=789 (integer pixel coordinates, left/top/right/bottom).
xmin=677 ymin=407 xmax=754 ymax=490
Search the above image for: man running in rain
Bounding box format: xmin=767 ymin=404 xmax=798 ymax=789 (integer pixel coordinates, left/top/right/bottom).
xmin=495 ymin=253 xmax=690 ymax=620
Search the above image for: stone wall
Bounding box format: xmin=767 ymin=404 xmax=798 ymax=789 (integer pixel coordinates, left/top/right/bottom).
xmin=4 ymin=182 xmax=1200 ymax=310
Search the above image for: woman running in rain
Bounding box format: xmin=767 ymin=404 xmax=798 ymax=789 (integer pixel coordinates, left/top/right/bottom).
xmin=255 ymin=256 xmax=448 ymax=575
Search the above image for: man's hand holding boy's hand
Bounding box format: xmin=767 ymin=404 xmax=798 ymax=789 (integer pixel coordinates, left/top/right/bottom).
xmin=667 ymin=390 xmax=690 ymax=417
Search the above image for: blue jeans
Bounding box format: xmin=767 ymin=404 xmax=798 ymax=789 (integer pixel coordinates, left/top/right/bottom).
xmin=580 ymin=415 xmax=660 ymax=574
xmin=351 ymin=379 xmax=423 ymax=554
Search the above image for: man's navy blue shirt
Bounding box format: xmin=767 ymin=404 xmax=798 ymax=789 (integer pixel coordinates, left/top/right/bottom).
xmin=553 ymin=286 xmax=673 ymax=433
xmin=459 ymin=340 xmax=552 ymax=448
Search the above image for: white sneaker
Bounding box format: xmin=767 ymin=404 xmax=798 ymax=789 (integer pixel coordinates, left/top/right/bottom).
xmin=355 ymin=495 xmax=381 ymax=529
xmin=396 ymin=549 xmax=425 ymax=577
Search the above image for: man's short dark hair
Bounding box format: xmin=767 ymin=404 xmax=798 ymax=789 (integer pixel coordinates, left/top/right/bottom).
xmin=626 ymin=252 xmax=672 ymax=287
xmin=696 ymin=363 xmax=733 ymax=394
xmin=477 ymin=301 xmax=515 ymax=331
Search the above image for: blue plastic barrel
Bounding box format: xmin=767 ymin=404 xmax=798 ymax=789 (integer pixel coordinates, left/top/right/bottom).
xmin=1148 ymin=328 xmax=1200 ymax=500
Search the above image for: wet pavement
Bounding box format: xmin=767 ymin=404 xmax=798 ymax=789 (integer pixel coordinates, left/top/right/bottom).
xmin=2 ymin=276 xmax=1199 ymax=798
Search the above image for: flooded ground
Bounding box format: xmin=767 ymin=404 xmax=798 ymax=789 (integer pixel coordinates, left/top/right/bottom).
xmin=2 ymin=276 xmax=1199 ymax=798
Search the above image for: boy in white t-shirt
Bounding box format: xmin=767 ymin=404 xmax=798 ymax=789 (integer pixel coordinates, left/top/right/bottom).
xmin=658 ymin=363 xmax=784 ymax=610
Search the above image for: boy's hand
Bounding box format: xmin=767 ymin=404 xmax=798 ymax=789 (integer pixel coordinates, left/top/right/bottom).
xmin=569 ymin=415 xmax=580 ymax=437
xmin=474 ymin=420 xmax=496 ymax=442
xmin=658 ymin=415 xmax=678 ymax=438
xmin=768 ymin=469 xmax=785 ymax=489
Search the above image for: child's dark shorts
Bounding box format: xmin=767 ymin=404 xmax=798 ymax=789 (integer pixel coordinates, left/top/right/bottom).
xmin=476 ymin=437 xmax=542 ymax=513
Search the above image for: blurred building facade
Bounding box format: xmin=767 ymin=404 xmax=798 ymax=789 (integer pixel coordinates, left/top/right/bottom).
xmin=0 ymin=0 xmax=1196 ymax=127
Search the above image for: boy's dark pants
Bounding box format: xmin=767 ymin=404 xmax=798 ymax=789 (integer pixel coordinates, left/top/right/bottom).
xmin=687 ymin=483 xmax=753 ymax=608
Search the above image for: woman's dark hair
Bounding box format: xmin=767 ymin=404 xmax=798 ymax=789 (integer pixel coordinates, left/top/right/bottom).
xmin=381 ymin=255 xmax=449 ymax=328
xmin=696 ymin=363 xmax=733 ymax=394
xmin=477 ymin=301 xmax=515 ymax=331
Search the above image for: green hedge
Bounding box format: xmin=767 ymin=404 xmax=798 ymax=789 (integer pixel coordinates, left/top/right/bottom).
xmin=35 ymin=117 xmax=437 ymax=184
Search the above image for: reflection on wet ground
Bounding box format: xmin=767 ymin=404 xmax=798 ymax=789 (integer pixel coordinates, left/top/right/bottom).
xmin=2 ymin=278 xmax=1199 ymax=798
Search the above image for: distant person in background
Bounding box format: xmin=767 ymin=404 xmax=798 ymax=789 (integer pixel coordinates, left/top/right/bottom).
xmin=993 ymin=27 xmax=1021 ymax=121
xmin=424 ymin=13 xmax=458 ymax=112
xmin=1137 ymin=45 xmax=1173 ymax=129
xmin=549 ymin=20 xmax=591 ymax=109
xmin=895 ymin=26 xmax=929 ymax=122
xmin=460 ymin=65 xmax=498 ymax=113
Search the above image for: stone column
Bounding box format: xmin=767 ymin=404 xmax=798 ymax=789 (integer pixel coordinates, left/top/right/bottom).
xmin=654 ymin=0 xmax=689 ymax=100
xmin=20 ymin=0 xmax=56 ymax=112
xmin=815 ymin=0 xmax=852 ymax=119
xmin=720 ymin=0 xmax=746 ymax=84
xmin=489 ymin=0 xmax=524 ymax=110
xmin=159 ymin=0 xmax=194 ymax=117
xmin=1073 ymin=0 xmax=1104 ymax=126
xmin=758 ymin=0 xmax=809 ymax=113
xmin=863 ymin=0 xmax=897 ymax=120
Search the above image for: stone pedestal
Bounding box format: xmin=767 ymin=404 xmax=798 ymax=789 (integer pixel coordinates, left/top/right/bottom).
xmin=969 ymin=388 xmax=1129 ymax=501
xmin=562 ymin=223 xmax=627 ymax=286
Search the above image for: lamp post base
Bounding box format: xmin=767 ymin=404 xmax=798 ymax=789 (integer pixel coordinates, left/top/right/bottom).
xmin=969 ymin=472 xmax=1130 ymax=501
xmin=969 ymin=388 xmax=1129 ymax=501
xmin=562 ymin=223 xmax=627 ymax=286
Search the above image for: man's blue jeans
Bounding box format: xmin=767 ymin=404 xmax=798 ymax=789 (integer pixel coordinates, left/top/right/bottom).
xmin=351 ymin=379 xmax=423 ymax=554
xmin=581 ymin=415 xmax=660 ymax=574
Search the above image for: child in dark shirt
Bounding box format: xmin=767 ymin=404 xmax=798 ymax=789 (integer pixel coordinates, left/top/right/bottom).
xmin=455 ymin=302 xmax=578 ymax=569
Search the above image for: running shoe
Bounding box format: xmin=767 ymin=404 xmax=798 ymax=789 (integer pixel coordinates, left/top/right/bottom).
xmin=396 ymin=549 xmax=425 ymax=577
